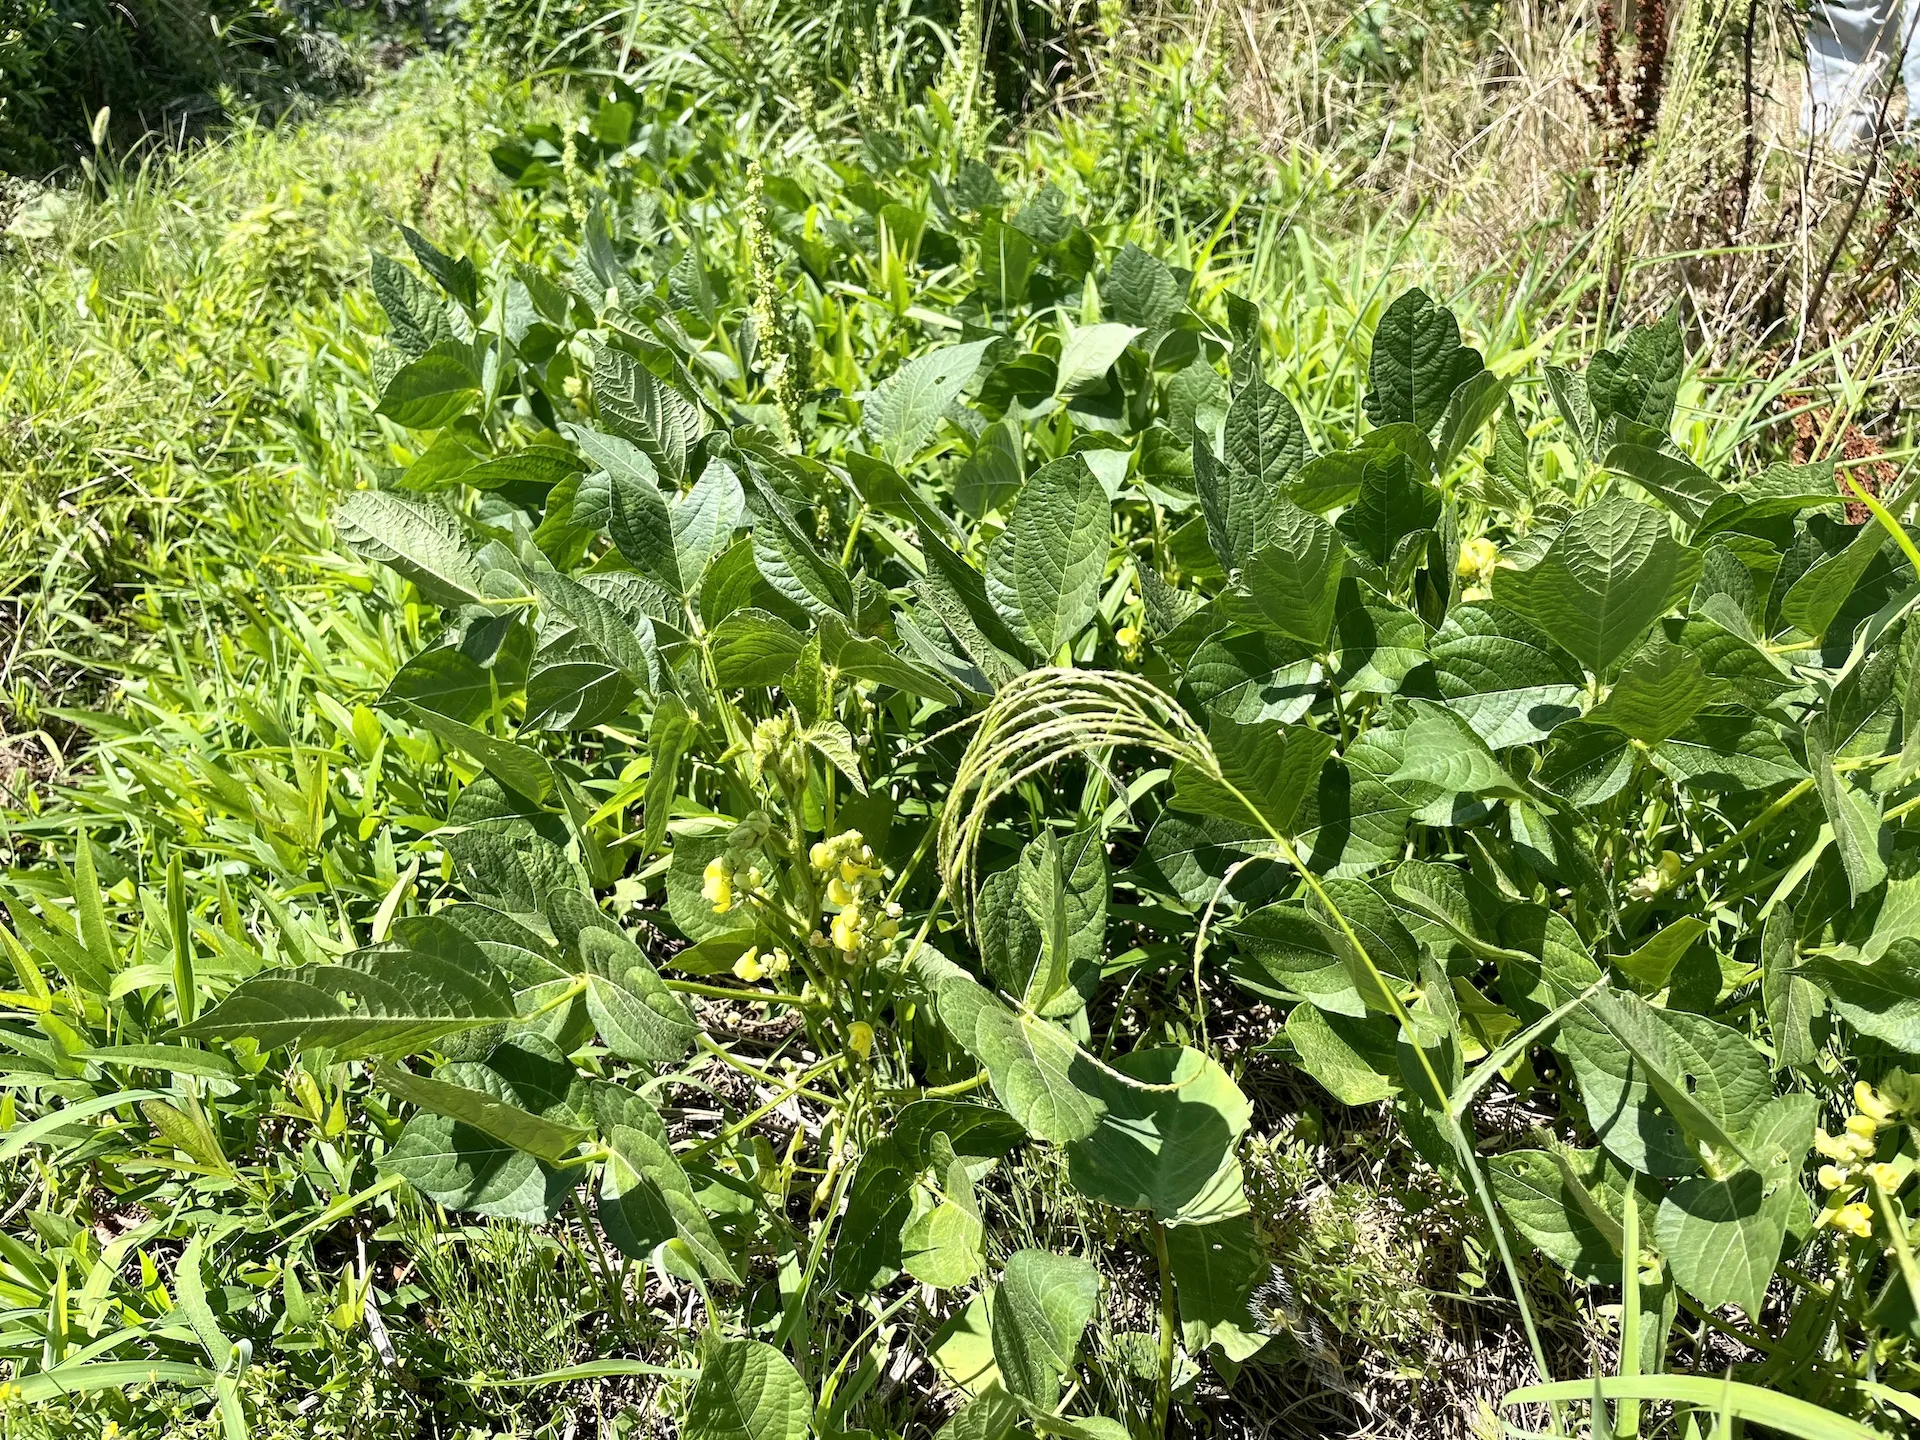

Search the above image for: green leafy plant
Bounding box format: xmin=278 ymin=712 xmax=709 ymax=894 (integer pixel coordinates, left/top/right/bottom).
xmin=8 ymin=57 xmax=1920 ymax=1440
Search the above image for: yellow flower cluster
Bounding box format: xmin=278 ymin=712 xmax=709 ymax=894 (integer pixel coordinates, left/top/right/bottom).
xmin=809 ymin=830 xmax=900 ymax=961
xmin=1625 ymin=849 xmax=1685 ymax=902
xmin=732 ymin=946 xmax=791 ymax=984
xmin=1815 ymin=1076 xmax=1916 ymax=1239
xmin=703 ymin=854 xmax=765 ymax=915
xmin=1457 ymin=536 xmax=1501 ymax=602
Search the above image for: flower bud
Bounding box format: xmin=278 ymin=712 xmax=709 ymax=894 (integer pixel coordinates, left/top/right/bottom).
xmin=1855 ymin=1081 xmax=1896 ymax=1123
xmin=848 ymin=1021 xmax=874 ymax=1060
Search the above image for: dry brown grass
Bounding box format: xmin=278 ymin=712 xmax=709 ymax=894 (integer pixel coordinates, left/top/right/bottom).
xmin=1109 ymin=0 xmax=1920 ymax=412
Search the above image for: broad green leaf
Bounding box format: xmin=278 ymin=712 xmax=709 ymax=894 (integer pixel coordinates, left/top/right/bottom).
xmin=602 ymin=1122 xmax=740 ymax=1282
xmin=1364 ymin=288 xmax=1483 ymax=434
xmin=378 ymin=1059 xmax=587 ymax=1163
xmin=1290 ymin=729 xmax=1419 ymax=878
xmin=382 ymin=1111 xmax=566 ymax=1222
xmin=1336 ymin=587 xmax=1428 ymax=695
xmin=1198 ymin=378 xmax=1308 ymax=571
xmin=402 ymin=224 xmax=478 ymax=307
xmin=1492 ymin=495 xmax=1693 ymax=674
xmin=403 ymin=704 xmax=555 ymax=801
xmin=1539 ymin=721 xmax=1637 ymax=806
xmin=580 ymin=925 xmax=699 ymax=1063
xmin=901 ymin=1147 xmax=987 ymax=1289
xmin=643 ymin=695 xmax=695 ymax=860
xmin=1104 ymin=243 xmax=1183 ymax=328
xmin=821 ymin=617 xmax=959 ymax=705
xmin=1781 ymin=521 xmax=1888 ymax=638
xmin=916 ymin=519 xmax=1037 ymax=681
xmin=1310 ymin=876 xmax=1420 ymax=1010
xmin=1490 ymin=1146 xmax=1641 ymax=1285
xmin=741 ymin=461 xmax=855 ymax=620
xmin=1164 ymin=1214 xmax=1268 ymax=1361
xmin=593 ymin=344 xmax=698 ymax=481
xmin=978 ymin=826 xmax=1105 ymax=1016
xmin=1420 ymin=602 xmax=1583 ymax=747
xmin=1389 ymin=857 xmax=1518 ymax=961
xmin=986 ymin=456 xmax=1111 ymax=658
xmin=916 ymin=949 xmax=1105 ymax=1144
xmin=1610 ymin=917 xmax=1706 ymax=990
xmin=1066 ymin=1047 xmax=1251 ymax=1223
xmin=711 ymin=608 xmax=807 ymax=688
xmin=371 ymin=250 xmax=453 ymax=357
xmin=178 ymin=915 xmax=516 ymax=1059
xmin=1587 ymin=638 xmax=1716 ymax=744
xmin=1054 ymin=322 xmax=1142 ymax=396
xmin=381 ymin=647 xmax=496 ymax=725
xmin=336 ymin=491 xmax=486 ymax=606
xmin=1800 ymin=939 xmax=1920 ymax=1053
xmin=1582 ymin=987 xmax=1772 ymax=1178
xmin=1433 ymin=368 xmax=1510 ymax=467
xmin=460 ymin=446 xmax=587 ymax=492
xmin=935 ymin=1385 xmax=1023 ymax=1440
xmin=991 ymin=1249 xmax=1098 ymax=1412
xmin=866 ymin=339 xmax=995 ymax=463
xmin=672 ymin=458 xmax=745 ymax=594
xmin=376 ymin=340 xmax=480 ymax=428
xmin=1761 ymin=905 xmax=1822 ymax=1068
xmin=1223 ymin=502 xmax=1345 ymax=646
xmin=1389 ymin=700 xmax=1528 ymax=799
xmin=1810 ymin=717 xmax=1887 ymax=900
xmin=1225 ymin=904 xmax=1362 ymax=1015
xmin=1502 ymin=907 xmax=1696 ymax=1176
xmin=1587 ymin=309 xmax=1684 ymax=433
xmin=607 ymin=460 xmax=678 ymax=587
xmin=1603 ymin=441 xmax=1722 ymax=525
xmin=528 ymin=566 xmax=656 ymax=685
xmin=1179 ymin=630 xmax=1317 ymax=724
xmin=1283 ymin=1004 xmax=1400 ymax=1104
xmin=1335 ymin=451 xmax=1439 ymax=569
xmin=525 ymin=645 xmax=634 ymax=731
xmin=1651 ymin=714 xmax=1807 ymax=794
xmin=1656 ymin=1168 xmax=1797 ymax=1319
xmin=171 ymin=1232 xmax=230 ymax=1369
xmin=1170 ymin=715 xmax=1335 ymax=838
xmin=684 ymin=1338 xmax=811 ymax=1440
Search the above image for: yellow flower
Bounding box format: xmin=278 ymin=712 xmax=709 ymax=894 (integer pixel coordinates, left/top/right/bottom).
xmin=810 ymin=840 xmax=831 ymax=871
xmin=703 ymin=857 xmax=735 ymax=914
xmin=733 ymin=948 xmax=766 ymax=983
xmin=827 ymin=876 xmax=855 ymax=907
xmin=1845 ymin=1113 xmax=1883 ymax=1141
xmin=1458 ymin=536 xmax=1501 ymax=580
xmin=1815 ymin=1128 xmax=1858 ymax=1163
xmin=1866 ymin=1161 xmax=1904 ymax=1194
xmin=1832 ymin=1201 xmax=1874 ymax=1239
xmin=831 ymin=908 xmax=862 ymax=953
xmin=847 ymin=1021 xmax=874 ymax=1060
xmin=1818 ymin=1164 xmax=1852 ymax=1192
xmin=1855 ymin=1081 xmax=1896 ymax=1123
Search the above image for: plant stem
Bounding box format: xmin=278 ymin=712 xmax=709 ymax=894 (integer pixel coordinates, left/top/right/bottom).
xmin=1153 ymin=1219 xmax=1176 ymax=1437
xmin=568 ymin=1190 xmax=633 ymax=1339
